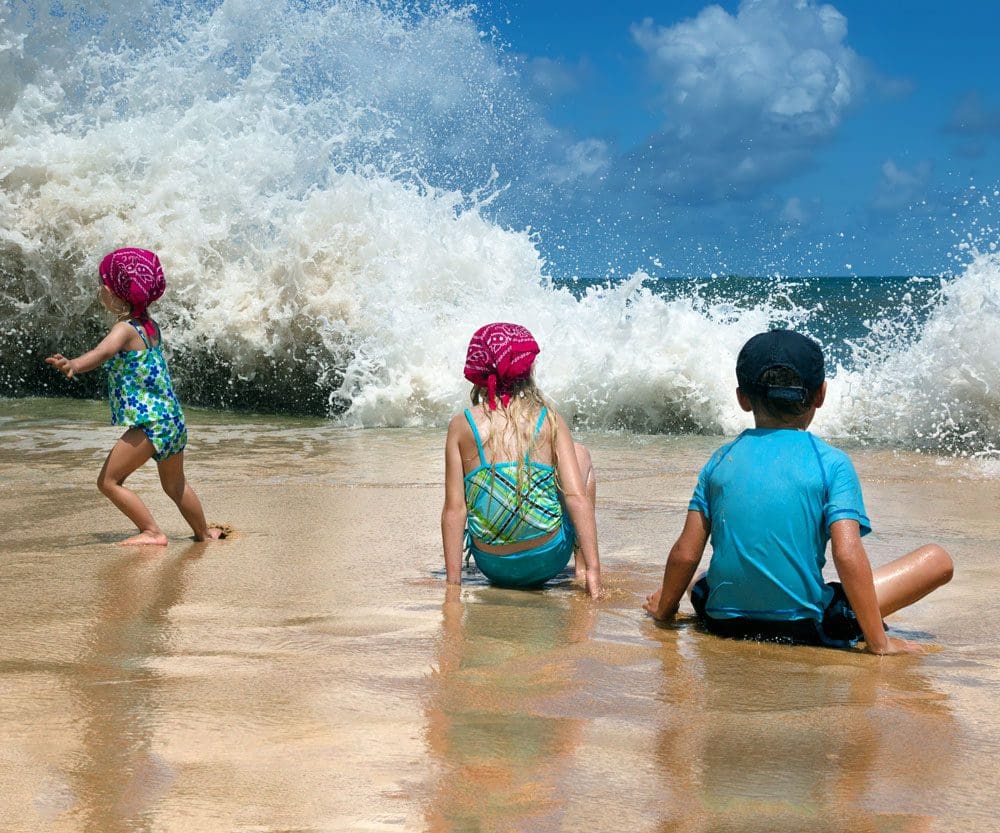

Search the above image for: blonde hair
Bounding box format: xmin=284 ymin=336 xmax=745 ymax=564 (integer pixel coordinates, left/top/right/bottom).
xmin=470 ymin=374 xmax=560 ymax=501
xmin=100 ymin=285 xmax=133 ymax=321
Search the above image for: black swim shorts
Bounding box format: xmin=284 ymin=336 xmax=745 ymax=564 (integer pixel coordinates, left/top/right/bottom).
xmin=690 ymin=578 xmax=865 ymax=649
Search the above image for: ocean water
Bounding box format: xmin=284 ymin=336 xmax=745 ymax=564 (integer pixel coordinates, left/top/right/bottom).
xmin=2 ymin=1 xmax=999 ymax=455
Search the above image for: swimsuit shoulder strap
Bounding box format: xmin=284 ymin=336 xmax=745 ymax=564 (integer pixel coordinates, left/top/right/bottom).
xmin=127 ymin=320 xmax=152 ymax=349
xmin=526 ymin=406 xmax=548 ymax=465
xmin=463 ymin=409 xmax=488 ymax=467
xmin=533 ymin=406 xmax=548 ymax=436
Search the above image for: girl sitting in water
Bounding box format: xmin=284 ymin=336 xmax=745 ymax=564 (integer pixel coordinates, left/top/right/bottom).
xmin=46 ymin=248 xmax=224 ymax=545
xmin=441 ymin=322 xmax=601 ymax=598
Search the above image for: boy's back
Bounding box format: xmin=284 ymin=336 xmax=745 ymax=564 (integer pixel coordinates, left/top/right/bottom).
xmin=693 ymin=428 xmax=870 ymax=622
xmin=644 ymin=328 xmax=952 ymax=655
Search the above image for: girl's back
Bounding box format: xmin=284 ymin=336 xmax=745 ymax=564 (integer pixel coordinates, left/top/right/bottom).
xmin=441 ymin=321 xmax=600 ymax=597
xmin=461 ymin=401 xmax=564 ymax=553
xmin=459 ymin=403 xmax=555 ymax=472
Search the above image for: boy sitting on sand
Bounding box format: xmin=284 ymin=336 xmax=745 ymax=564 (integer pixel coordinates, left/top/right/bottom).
xmin=644 ymin=329 xmax=953 ymax=654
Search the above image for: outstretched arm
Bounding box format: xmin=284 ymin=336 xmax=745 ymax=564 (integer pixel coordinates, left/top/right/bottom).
xmin=45 ymin=322 xmax=134 ymax=379
xmin=644 ymin=510 xmax=710 ymax=621
xmin=553 ymin=413 xmax=601 ymax=599
xmin=830 ymin=519 xmax=923 ymax=655
xmin=441 ymin=415 xmax=468 ymax=585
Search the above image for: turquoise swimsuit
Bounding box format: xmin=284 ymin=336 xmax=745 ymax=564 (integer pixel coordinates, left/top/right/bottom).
xmin=464 ymin=408 xmax=575 ymax=588
xmin=104 ymin=321 xmax=187 ymax=461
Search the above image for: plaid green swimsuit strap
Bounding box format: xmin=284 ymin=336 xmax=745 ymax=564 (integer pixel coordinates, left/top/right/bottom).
xmin=463 ymin=407 xmax=564 ymax=546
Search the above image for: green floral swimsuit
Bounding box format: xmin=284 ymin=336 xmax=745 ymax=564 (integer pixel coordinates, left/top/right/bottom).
xmin=104 ymin=321 xmax=187 ymax=461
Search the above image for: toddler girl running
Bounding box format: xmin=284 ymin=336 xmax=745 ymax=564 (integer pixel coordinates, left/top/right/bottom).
xmin=46 ymin=248 xmax=223 ymax=545
xmin=441 ymin=322 xmax=601 ymax=598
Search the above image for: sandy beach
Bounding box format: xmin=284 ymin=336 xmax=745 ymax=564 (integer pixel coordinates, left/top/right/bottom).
xmin=1 ymin=397 xmax=998 ymax=832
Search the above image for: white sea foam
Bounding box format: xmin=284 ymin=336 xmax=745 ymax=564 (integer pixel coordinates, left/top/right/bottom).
xmin=1 ymin=2 xmax=998 ymax=453
xmin=822 ymin=252 xmax=1000 ymax=454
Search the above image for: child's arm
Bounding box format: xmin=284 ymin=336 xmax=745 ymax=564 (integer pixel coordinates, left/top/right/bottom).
xmin=45 ymin=322 xmax=135 ymax=379
xmin=830 ymin=519 xmax=923 ymax=655
xmin=441 ymin=415 xmax=468 ymax=586
xmin=553 ymin=413 xmax=601 ymax=599
xmin=644 ymin=510 xmax=710 ymax=620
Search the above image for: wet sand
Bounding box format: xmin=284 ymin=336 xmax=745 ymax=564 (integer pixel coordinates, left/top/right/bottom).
xmin=1 ymin=398 xmax=998 ymax=832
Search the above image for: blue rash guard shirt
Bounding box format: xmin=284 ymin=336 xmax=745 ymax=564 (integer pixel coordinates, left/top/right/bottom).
xmin=689 ymin=428 xmax=871 ymax=623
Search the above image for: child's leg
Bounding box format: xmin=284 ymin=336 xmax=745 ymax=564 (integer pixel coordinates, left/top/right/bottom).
xmin=573 ymin=442 xmax=596 ymax=580
xmin=686 ymin=570 xmax=708 ymax=603
xmin=97 ymin=429 xmax=167 ymax=545
xmin=155 ymin=451 xmax=223 ymax=541
xmin=873 ymin=544 xmax=954 ymax=617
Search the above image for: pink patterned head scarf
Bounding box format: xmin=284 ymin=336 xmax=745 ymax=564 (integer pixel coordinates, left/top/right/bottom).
xmin=464 ymin=322 xmax=540 ymax=410
xmin=98 ymin=248 xmax=165 ymax=341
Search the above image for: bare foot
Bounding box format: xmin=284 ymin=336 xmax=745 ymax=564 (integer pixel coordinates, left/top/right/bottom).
xmin=195 ymin=524 xmax=232 ymax=542
xmin=574 ymin=549 xmax=586 ymax=581
xmin=117 ymin=531 xmax=169 ymax=546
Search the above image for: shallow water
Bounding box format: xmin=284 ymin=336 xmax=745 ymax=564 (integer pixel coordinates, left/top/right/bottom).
xmin=1 ymin=398 xmax=998 ymax=832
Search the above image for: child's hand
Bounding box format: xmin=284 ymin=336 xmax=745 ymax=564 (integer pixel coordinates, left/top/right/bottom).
xmin=866 ymin=636 xmax=925 ymax=656
xmin=643 ymin=589 xmax=673 ymax=621
xmin=45 ymin=354 xmax=75 ymax=380
xmin=585 ymin=567 xmax=601 ymax=600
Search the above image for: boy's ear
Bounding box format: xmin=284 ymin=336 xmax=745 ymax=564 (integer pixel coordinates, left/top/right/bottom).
xmin=813 ymin=381 xmax=828 ymax=409
xmin=736 ymin=387 xmax=753 ymax=412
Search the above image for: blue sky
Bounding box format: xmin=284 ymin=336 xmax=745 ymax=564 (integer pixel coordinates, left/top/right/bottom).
xmin=473 ymin=0 xmax=1000 ymax=277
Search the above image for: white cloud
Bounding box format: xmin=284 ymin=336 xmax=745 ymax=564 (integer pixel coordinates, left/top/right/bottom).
xmin=630 ymin=0 xmax=865 ymax=201
xmin=545 ymin=138 xmax=611 ymax=184
xmin=780 ymin=196 xmax=809 ymax=223
xmin=527 ymin=56 xmax=583 ymax=96
xmin=872 ymin=159 xmax=933 ymax=211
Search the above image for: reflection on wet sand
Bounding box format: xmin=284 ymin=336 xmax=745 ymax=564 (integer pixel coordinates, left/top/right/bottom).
xmin=425 ymin=583 xmax=595 ymax=831
xmin=422 ymin=577 xmax=959 ymax=833
xmin=648 ymin=623 xmax=956 ymax=833
xmin=0 ymin=404 xmax=992 ymax=831
xmin=67 ymin=545 xmax=205 ymax=832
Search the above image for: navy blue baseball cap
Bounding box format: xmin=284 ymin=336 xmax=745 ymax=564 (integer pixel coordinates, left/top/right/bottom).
xmin=736 ymin=329 xmax=825 ymax=403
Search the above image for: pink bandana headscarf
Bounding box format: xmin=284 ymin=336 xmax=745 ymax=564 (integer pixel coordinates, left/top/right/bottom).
xmin=464 ymin=322 xmax=540 ymax=410
xmin=99 ymin=248 xmax=165 ymax=341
